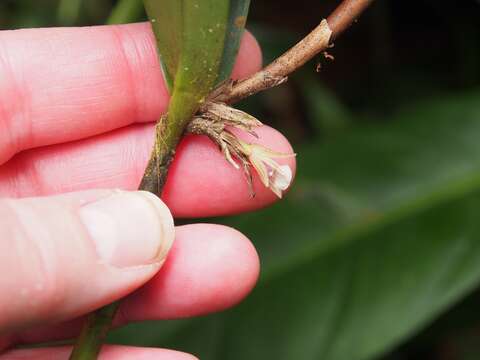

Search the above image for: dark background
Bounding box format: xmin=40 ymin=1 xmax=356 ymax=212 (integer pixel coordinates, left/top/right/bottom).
xmin=1 ymin=1 xmax=480 ymax=359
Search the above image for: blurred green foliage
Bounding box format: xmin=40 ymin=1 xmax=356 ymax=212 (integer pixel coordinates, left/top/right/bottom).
xmin=1 ymin=1 xmax=480 ymax=359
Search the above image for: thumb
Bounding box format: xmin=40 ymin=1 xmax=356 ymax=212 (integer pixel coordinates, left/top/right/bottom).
xmin=0 ymin=190 xmax=174 ymax=334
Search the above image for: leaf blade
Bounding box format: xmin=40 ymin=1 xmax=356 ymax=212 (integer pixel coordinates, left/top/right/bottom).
xmin=217 ymin=0 xmax=251 ymax=83
xmin=144 ymin=0 xmax=183 ymax=91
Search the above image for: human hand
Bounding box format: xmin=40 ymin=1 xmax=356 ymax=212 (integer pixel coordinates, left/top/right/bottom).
xmin=0 ymin=23 xmax=295 ymax=359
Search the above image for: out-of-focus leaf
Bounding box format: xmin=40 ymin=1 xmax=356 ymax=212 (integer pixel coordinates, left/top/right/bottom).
xmin=298 ymin=75 xmax=351 ymax=136
xmin=57 ymin=0 xmax=82 ymax=25
xmin=112 ymin=91 xmax=480 ymax=360
xmin=107 ymin=0 xmax=144 ymax=25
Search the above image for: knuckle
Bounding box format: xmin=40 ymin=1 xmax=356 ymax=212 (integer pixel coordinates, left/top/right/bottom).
xmin=0 ymin=36 xmax=31 ymax=163
xmin=0 ymin=200 xmax=66 ymax=322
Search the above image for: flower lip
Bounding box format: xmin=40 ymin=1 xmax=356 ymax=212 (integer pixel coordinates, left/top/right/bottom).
xmin=270 ymin=165 xmax=293 ymax=198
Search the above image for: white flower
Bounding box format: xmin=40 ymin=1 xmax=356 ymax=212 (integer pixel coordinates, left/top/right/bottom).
xmin=268 ymin=164 xmax=293 ymax=198
xmin=240 ymin=141 xmax=295 ymax=198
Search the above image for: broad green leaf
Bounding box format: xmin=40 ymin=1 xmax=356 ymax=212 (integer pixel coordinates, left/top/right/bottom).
xmin=144 ymin=0 xmax=183 ymax=91
xmin=145 ymin=0 xmax=250 ymax=93
xmin=143 ymin=0 xmax=250 ymax=145
xmin=112 ymin=91 xmax=480 ymax=359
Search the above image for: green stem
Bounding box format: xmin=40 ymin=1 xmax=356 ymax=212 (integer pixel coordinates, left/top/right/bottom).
xmin=139 ymin=120 xmax=183 ymax=194
xmin=68 ymin=302 xmax=120 ymax=360
xmin=69 ymin=2 xmax=181 ymax=357
xmin=69 ymin=120 xmax=187 ymax=360
xmin=69 ymin=108 xmax=187 ymax=359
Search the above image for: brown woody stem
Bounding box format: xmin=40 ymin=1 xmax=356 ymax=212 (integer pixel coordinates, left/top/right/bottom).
xmin=327 ymin=0 xmax=374 ymax=40
xmin=224 ymin=0 xmax=374 ymax=104
xmin=139 ymin=119 xmax=180 ymax=194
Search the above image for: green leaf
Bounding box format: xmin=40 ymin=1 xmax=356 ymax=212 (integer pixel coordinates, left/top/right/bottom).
xmin=57 ymin=0 xmax=82 ymax=25
xmin=219 ymin=91 xmax=480 ymax=360
xmin=217 ymin=0 xmax=251 ymax=83
xmin=143 ymin=0 xmax=250 ymax=144
xmin=107 ymin=0 xmax=145 ymax=25
xmin=297 ymin=74 xmax=352 ymax=137
xmin=145 ymin=0 xmax=249 ymax=94
xmin=112 ymin=91 xmax=480 ymax=359
xmin=144 ymin=1 xmax=183 ymax=92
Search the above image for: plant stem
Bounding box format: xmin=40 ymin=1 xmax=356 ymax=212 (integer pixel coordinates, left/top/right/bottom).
xmin=68 ymin=112 xmax=186 ymax=360
xmin=69 ymin=302 xmax=120 ymax=360
xmin=328 ymin=0 xmax=374 ymax=39
xmin=139 ymin=119 xmax=184 ymax=194
xmin=223 ymin=20 xmax=332 ymax=104
xmin=69 ymin=0 xmax=374 ymax=358
xmin=224 ymin=0 xmax=375 ymax=104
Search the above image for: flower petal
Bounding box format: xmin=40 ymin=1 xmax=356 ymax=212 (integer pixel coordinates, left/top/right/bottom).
xmin=250 ymin=156 xmax=270 ymax=188
xmin=250 ymin=144 xmax=296 ymax=159
xmin=270 ymin=184 xmax=284 ymax=198
xmin=271 ymin=165 xmax=293 ymax=191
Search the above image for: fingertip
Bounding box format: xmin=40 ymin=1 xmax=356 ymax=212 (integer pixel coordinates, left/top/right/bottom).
xmin=231 ymin=30 xmax=263 ymax=80
xmin=0 ymin=122 xmax=295 ymax=217
xmin=195 ymin=224 xmax=260 ymax=311
xmin=99 ymin=345 xmax=199 ymax=360
xmin=0 ymin=190 xmax=172 ymax=333
xmin=136 ymin=191 xmax=175 ymax=264
xmin=157 ymin=223 xmax=260 ymax=316
xmin=123 ymin=223 xmax=260 ymax=320
xmin=0 ymin=346 xmax=198 ymax=360
xmin=162 ymin=125 xmax=296 ymax=218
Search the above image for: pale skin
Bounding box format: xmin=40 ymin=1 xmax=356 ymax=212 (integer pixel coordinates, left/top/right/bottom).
xmin=0 ymin=23 xmax=296 ymax=359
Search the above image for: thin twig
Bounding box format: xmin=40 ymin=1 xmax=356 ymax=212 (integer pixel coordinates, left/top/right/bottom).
xmin=224 ymin=0 xmax=374 ymax=104
xmin=222 ymin=20 xmax=332 ymax=104
xmin=327 ymin=0 xmax=374 ymax=40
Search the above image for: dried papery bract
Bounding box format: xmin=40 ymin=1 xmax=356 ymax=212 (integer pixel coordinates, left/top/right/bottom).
xmin=187 ymin=104 xmax=296 ymax=198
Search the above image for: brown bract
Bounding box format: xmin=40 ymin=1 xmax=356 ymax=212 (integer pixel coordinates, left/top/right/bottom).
xmin=187 ymin=99 xmax=294 ymax=198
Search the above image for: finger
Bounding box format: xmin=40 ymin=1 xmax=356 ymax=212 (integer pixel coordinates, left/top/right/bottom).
xmin=122 ymin=223 xmax=260 ymax=320
xmin=0 ymin=345 xmax=197 ymax=360
xmin=12 ymin=223 xmax=259 ymax=347
xmin=0 ymin=23 xmax=262 ymax=164
xmin=0 ymin=125 xmax=295 ymax=218
xmin=0 ymin=190 xmax=174 ymax=334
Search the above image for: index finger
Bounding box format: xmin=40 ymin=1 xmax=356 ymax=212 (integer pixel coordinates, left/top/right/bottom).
xmin=0 ymin=23 xmax=262 ymax=164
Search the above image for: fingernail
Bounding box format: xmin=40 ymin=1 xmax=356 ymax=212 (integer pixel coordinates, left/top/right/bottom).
xmin=79 ymin=191 xmax=174 ymax=268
